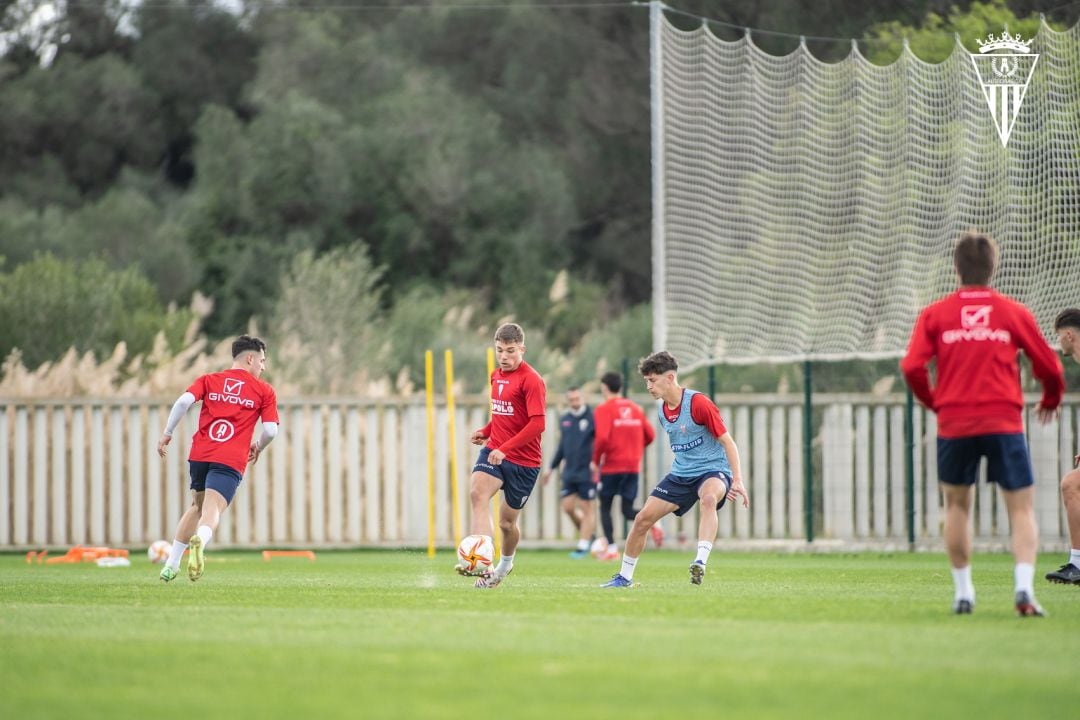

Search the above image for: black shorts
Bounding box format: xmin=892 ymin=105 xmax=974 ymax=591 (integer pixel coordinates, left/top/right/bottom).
xmin=560 ymin=478 xmax=597 ymax=500
xmin=650 ymin=471 xmax=731 ymax=517
xmin=598 ymin=473 xmax=640 ymax=502
xmin=473 ymin=447 xmax=540 ymax=509
xmin=189 ymin=461 xmax=243 ymax=505
xmin=937 ymin=433 xmax=1034 ymax=490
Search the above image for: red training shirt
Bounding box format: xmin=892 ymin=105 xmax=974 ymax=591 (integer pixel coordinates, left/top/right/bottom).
xmin=481 ymin=360 xmax=547 ymax=467
xmin=900 ymin=287 xmax=1063 ymax=438
xmin=186 ymin=368 xmax=279 ymax=474
xmin=592 ymin=397 xmax=655 ymax=474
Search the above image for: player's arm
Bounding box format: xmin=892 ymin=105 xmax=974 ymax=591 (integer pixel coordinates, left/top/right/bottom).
xmin=1015 ymin=306 xmax=1065 ymax=423
xmin=470 ymin=420 xmax=492 ymax=446
xmin=718 ymin=432 xmax=749 ymax=508
xmin=248 ymin=421 xmax=279 ymax=465
xmin=489 ymin=415 xmax=545 ymax=465
xmin=157 ymin=391 xmax=196 ymax=458
xmin=542 ymin=430 xmax=565 ymax=485
xmin=899 ymin=311 xmax=936 ymax=410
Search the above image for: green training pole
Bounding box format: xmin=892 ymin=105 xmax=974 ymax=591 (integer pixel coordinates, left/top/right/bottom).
xmin=621 ymin=357 xmax=630 ymax=397
xmin=708 ymin=365 xmax=716 ymax=400
xmin=803 ymin=360 xmax=814 ymax=543
xmin=905 ymin=385 xmax=915 ymax=547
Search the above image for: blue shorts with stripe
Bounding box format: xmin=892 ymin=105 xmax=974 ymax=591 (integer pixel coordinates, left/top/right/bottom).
xmin=561 ymin=478 xmax=597 ymax=500
xmin=473 ymin=446 xmax=540 ymax=510
xmin=650 ymin=471 xmax=731 ymax=517
xmin=937 ymin=433 xmax=1034 ymax=491
xmin=189 ymin=461 xmax=243 ymax=505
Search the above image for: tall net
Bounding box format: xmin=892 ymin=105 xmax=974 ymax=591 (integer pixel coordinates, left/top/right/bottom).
xmin=652 ymin=10 xmax=1080 ymax=370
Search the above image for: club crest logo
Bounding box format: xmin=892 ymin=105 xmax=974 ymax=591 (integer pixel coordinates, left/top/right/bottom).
xmin=970 ymin=28 xmax=1039 ymax=147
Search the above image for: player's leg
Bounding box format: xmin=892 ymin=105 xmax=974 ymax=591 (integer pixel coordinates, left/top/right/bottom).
xmin=468 ymin=470 xmax=502 ymax=536
xmin=688 ymin=475 xmax=729 ymax=584
xmin=987 ymin=434 xmax=1044 ymax=616
xmin=941 ymin=483 xmax=975 ymax=611
xmin=475 ymin=500 xmax=523 ymax=589
xmin=560 ymin=492 xmax=582 ymax=532
xmin=574 ymin=488 xmax=597 ymax=557
xmin=1046 ymin=469 xmax=1080 ymax=584
xmin=161 ymin=490 xmax=203 ymax=582
xmin=602 ymin=496 xmax=675 ymax=587
xmin=187 ymin=465 xmax=241 ymax=582
xmin=1000 ymin=486 xmax=1044 ymax=616
xmin=937 ymin=437 xmax=978 ymax=613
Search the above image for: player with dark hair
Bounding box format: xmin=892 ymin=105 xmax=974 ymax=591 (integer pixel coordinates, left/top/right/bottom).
xmin=602 ymin=351 xmax=748 ymax=588
xmin=591 ymin=371 xmax=660 ymax=561
xmin=1046 ymin=308 xmax=1080 ymax=585
xmin=462 ymin=323 xmax=547 ymax=589
xmin=157 ymin=335 xmax=279 ymax=582
xmin=901 ymin=232 xmax=1063 ymax=615
xmin=541 ymin=387 xmax=597 ymax=558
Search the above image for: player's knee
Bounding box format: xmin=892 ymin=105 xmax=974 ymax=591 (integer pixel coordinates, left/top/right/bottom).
xmin=1062 ymin=470 xmax=1080 ymax=498
xmin=497 ymin=516 xmax=515 ymax=534
xmin=700 ymin=492 xmax=721 ymax=508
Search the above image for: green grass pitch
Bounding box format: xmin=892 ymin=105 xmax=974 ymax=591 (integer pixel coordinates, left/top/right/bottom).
xmin=2 ymin=550 xmax=1079 ymax=719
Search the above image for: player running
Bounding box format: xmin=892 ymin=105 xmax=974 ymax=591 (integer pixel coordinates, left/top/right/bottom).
xmin=156 ymin=335 xmax=279 ymax=582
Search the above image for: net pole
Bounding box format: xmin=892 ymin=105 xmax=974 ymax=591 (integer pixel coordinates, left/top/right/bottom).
xmin=424 ymin=350 xmax=437 ymax=559
xmin=649 ymin=0 xmax=666 ymax=352
xmin=905 ymin=386 xmax=915 ymax=548
xmin=803 ymin=360 xmax=814 ymax=543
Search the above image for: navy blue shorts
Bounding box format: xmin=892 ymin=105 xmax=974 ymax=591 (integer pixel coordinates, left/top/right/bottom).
xmin=651 ymin=471 xmax=731 ymax=517
xmin=561 ymin=478 xmax=597 ymax=500
xmin=473 ymin=447 xmax=540 ymax=510
xmin=937 ymin=433 xmax=1034 ymax=491
xmin=599 ymin=473 xmax=640 ymax=502
xmin=189 ymin=461 xmax=243 ymax=505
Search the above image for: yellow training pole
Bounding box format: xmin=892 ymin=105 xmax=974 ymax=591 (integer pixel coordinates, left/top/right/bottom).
xmin=487 ymin=346 xmax=500 ymax=559
xmin=425 ymin=350 xmax=437 ymax=559
xmin=445 ymin=349 xmax=462 ymax=546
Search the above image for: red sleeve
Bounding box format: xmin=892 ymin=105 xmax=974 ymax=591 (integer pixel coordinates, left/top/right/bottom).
xmin=900 ymin=308 xmax=936 ymax=410
xmin=689 ymin=393 xmax=727 ymax=438
xmin=261 ymin=385 xmax=280 ymax=424
xmin=1013 ymin=304 xmax=1064 ymax=410
xmin=592 ymin=403 xmax=610 ymax=465
xmin=186 ymin=375 xmax=206 ymax=400
xmin=641 ymin=406 xmax=656 ymax=446
xmin=496 ymin=415 xmax=545 ymax=453
xmin=523 ymin=371 xmax=546 ymax=418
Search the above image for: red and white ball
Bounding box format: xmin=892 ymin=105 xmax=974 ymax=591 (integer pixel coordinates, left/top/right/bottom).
xmin=147 ymin=539 xmax=170 ymax=564
xmin=456 ymin=534 xmax=494 ymax=573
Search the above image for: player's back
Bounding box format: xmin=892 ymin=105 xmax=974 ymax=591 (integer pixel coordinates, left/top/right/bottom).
xmin=595 ymin=397 xmax=653 ymax=473
xmin=188 ymin=368 xmax=278 ymax=471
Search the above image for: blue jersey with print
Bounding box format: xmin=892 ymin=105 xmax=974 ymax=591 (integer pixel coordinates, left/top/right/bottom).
xmin=657 ymin=389 xmax=729 ymax=477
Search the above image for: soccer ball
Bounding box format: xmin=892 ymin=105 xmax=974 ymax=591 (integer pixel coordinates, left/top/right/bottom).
xmin=456 ymin=534 xmax=494 ymax=573
xmin=147 ymin=539 xmax=170 ymax=564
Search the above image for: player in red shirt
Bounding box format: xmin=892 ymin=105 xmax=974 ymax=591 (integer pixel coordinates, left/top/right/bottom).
xmin=461 ymin=323 xmax=547 ymax=589
xmin=156 ymin=335 xmax=280 ymax=582
xmin=901 ymin=232 xmax=1063 ymax=616
xmin=590 ymin=371 xmax=659 ymax=561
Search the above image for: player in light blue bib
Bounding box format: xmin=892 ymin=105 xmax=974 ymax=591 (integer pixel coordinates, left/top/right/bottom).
xmin=601 ymin=351 xmax=749 ymax=588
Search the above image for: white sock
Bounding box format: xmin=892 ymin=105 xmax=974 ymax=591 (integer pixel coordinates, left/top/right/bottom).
xmin=951 ymin=565 xmax=975 ymax=602
xmin=495 ymin=554 xmax=514 ymax=577
xmin=620 ymin=554 xmax=638 ymax=581
xmin=1015 ymin=563 xmax=1035 ymax=595
xmin=1069 ymin=549 xmax=1080 ymax=568
xmin=166 ymin=540 xmax=188 ymax=570
xmin=196 ymin=524 xmax=214 ymax=548
xmin=576 ymin=539 xmax=590 ymax=551
xmin=695 ymin=541 xmax=713 ymax=565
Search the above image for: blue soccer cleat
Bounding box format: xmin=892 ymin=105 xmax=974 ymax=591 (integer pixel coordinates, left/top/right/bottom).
xmin=569 ymin=549 xmax=589 ymax=559
xmin=601 ymin=574 xmax=633 ymax=588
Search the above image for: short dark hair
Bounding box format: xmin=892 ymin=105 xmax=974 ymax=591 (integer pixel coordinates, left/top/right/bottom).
xmin=954 ymin=231 xmax=998 ymax=286
xmin=1055 ymin=308 xmax=1080 ymax=331
xmin=494 ymin=323 xmax=524 ymax=345
xmin=232 ymin=335 xmax=266 ymax=359
xmin=638 ymin=351 xmax=678 ymax=377
xmin=600 ymin=372 xmax=622 ymax=393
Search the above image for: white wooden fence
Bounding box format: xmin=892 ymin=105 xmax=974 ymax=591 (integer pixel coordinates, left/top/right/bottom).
xmin=0 ymin=395 xmax=1075 ymax=550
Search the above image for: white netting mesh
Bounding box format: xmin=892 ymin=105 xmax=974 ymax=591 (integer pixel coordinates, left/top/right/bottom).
xmin=653 ymin=13 xmax=1080 ymax=370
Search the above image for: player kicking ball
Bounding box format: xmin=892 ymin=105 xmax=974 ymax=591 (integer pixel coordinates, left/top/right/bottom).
xmin=602 ymin=351 xmax=748 ymax=588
